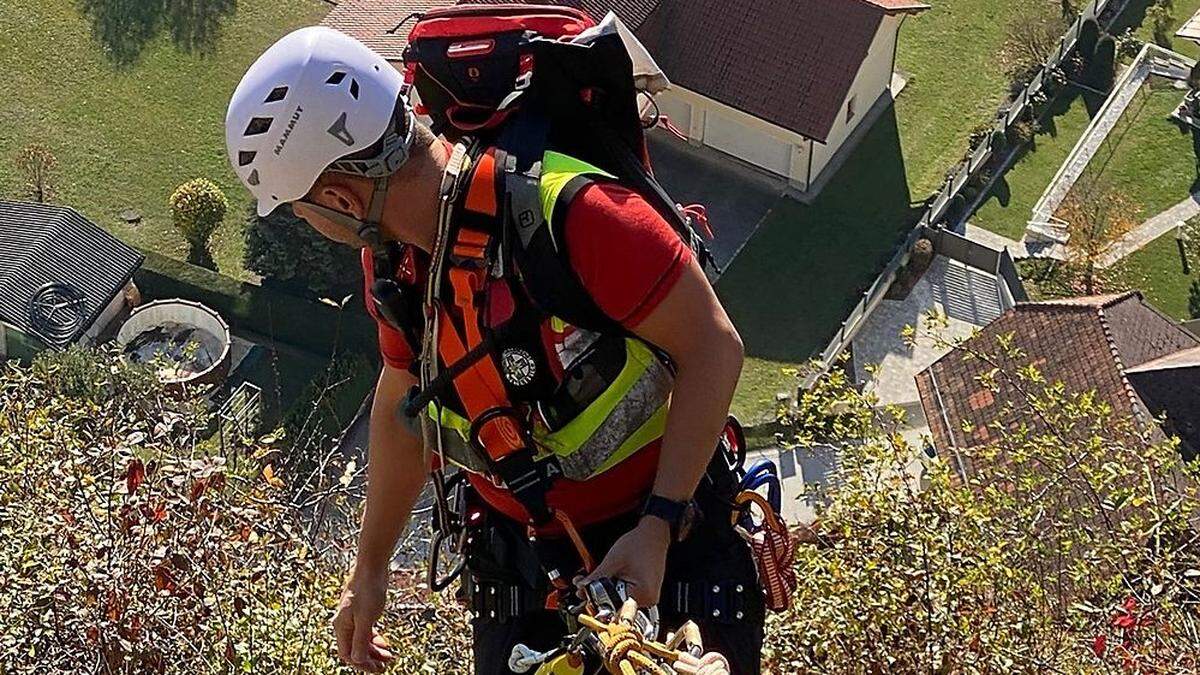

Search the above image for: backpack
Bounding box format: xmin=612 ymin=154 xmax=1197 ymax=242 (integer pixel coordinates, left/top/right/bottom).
xmin=401 ymin=3 xmax=716 ymax=332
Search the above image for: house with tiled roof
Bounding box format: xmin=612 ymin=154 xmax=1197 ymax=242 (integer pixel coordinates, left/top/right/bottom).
xmin=0 ymin=201 xmax=143 ymax=358
xmin=915 ymin=292 xmax=1200 ymax=466
xmin=321 ymin=0 xmax=928 ymax=196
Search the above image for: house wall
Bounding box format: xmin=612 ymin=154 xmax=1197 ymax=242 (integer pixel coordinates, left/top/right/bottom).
xmin=81 ymin=281 xmax=135 ymax=346
xmin=652 ymin=86 xmax=812 ymax=190
xmin=808 ymin=13 xmax=903 ymax=183
xmin=650 ymin=12 xmax=903 ymax=194
xmin=0 ymin=322 xmax=6 ymax=361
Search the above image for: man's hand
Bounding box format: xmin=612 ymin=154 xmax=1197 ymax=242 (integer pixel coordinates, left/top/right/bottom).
xmin=580 ymin=517 xmax=671 ymax=606
xmin=334 ymin=569 xmax=396 ymax=672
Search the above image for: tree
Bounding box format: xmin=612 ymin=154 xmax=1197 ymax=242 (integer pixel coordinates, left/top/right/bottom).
xmin=1148 ymin=0 xmax=1176 ymax=48
xmin=1057 ymin=175 xmax=1139 ymax=294
xmin=1078 ymin=17 xmax=1101 ymax=62
xmin=1001 ymin=1 xmax=1070 ymax=81
xmin=243 ymin=204 xmax=361 ymax=299
xmin=765 ymin=329 xmax=1200 ymax=672
xmin=16 ymin=143 xmax=58 ymax=203
xmin=169 ymin=178 xmax=227 ymax=269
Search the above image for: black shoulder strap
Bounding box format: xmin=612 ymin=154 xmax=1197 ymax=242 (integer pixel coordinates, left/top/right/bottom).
xmin=495 ymin=110 xmax=625 ymax=334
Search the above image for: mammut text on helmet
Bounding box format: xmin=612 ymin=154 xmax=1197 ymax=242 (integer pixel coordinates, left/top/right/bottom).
xmin=274 ymin=106 xmax=304 ymax=156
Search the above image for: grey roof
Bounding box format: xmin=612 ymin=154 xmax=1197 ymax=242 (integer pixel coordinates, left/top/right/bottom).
xmin=0 ymin=201 xmax=143 ymax=347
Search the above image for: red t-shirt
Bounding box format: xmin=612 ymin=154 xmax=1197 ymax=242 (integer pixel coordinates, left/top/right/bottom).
xmin=363 ymin=182 xmax=691 ymax=530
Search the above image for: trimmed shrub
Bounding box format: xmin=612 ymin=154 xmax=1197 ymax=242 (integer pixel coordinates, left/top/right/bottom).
xmin=948 ymin=193 xmax=968 ymax=221
xmin=990 ymin=128 xmax=1009 ymax=155
xmin=1088 ymin=35 xmax=1117 ymax=91
xmin=169 ymin=178 xmax=228 ymax=250
xmin=1078 ymin=17 xmax=1100 ymax=62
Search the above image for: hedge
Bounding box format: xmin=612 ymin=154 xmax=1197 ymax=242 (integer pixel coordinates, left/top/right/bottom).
xmin=2 ymin=326 xmax=47 ymax=364
xmin=134 ymin=250 xmax=380 ymax=357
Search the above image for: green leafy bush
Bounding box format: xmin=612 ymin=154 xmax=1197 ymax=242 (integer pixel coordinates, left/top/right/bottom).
xmin=766 ymin=331 xmax=1200 ymax=672
xmin=1148 ymin=1 xmax=1176 ymax=49
xmin=169 ymin=178 xmax=228 ymax=251
xmin=0 ymin=348 xmax=467 ymax=673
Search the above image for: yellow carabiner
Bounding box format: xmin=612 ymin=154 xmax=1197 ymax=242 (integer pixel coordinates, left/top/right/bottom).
xmin=534 ymin=652 xmax=586 ymax=675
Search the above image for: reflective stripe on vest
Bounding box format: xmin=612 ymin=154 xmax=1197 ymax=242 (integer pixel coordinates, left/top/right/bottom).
xmin=427 ymin=150 xmax=671 ymax=481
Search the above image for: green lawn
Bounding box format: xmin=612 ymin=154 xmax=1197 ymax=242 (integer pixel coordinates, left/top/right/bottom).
xmin=1116 ymin=229 xmax=1198 ymax=318
xmin=719 ymin=111 xmax=922 ymax=420
xmin=892 ymin=0 xmax=1013 ymax=197
xmin=0 ymin=0 xmax=327 ymax=278
xmin=1077 ymin=79 xmax=1197 ymax=220
xmin=722 ymin=0 xmax=1014 ymax=420
xmin=972 ymin=93 xmax=1095 ymax=239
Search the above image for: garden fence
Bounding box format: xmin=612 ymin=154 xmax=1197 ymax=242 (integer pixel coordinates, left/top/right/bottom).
xmin=800 ymin=0 xmax=1120 ymax=390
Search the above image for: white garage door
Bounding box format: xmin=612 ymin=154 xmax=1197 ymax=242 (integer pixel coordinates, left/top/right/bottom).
xmin=702 ymin=109 xmax=792 ymax=177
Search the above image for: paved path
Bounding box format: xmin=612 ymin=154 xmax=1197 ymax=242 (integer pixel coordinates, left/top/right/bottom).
xmin=964 ymin=223 xmax=1029 ymax=257
xmin=1099 ymin=192 xmax=1200 ymax=267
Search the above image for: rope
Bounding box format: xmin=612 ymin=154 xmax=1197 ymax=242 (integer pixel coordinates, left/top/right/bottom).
xmin=576 ymin=602 xmax=730 ymax=675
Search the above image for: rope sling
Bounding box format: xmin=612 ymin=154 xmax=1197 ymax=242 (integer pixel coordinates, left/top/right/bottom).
xmin=577 ymin=602 xmax=731 ymax=675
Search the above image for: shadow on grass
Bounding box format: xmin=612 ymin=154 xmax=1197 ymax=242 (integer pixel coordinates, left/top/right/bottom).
xmin=1109 ymin=0 xmax=1155 ymax=37
xmin=78 ymin=0 xmax=237 ymax=67
xmin=715 ymin=107 xmax=920 ymax=363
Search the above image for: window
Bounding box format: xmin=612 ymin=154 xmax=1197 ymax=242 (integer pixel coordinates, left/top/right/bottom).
xmin=846 ymin=95 xmax=857 ymax=124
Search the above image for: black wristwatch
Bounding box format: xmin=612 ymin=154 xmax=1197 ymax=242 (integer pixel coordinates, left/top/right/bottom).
xmin=642 ymin=495 xmax=701 ymax=542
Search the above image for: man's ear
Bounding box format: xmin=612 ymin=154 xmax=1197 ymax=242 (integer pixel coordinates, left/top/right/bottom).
xmin=309 ymin=178 xmax=366 ymax=220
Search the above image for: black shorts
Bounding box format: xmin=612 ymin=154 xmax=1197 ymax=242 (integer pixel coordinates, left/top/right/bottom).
xmin=462 ymin=455 xmax=766 ymax=675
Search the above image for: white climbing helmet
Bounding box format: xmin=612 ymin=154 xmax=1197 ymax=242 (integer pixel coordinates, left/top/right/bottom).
xmin=226 ymin=26 xmax=414 ymax=217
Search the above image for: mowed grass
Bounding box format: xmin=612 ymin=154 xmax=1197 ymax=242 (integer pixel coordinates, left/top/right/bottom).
xmin=1094 ymin=79 xmax=1199 ymax=319
xmin=0 ymin=0 xmax=328 ymax=278
xmin=720 ymin=113 xmax=921 ymax=420
xmin=892 ymin=0 xmax=1012 ymax=197
xmin=972 ymin=94 xmax=1095 ymax=240
xmin=722 ymin=0 xmax=1013 ymax=420
xmin=1116 ymin=229 xmax=1197 ymax=319
xmin=1078 ymin=79 xmax=1197 ymax=221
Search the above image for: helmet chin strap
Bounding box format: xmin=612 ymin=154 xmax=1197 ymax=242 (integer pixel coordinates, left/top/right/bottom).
xmin=295 ymin=175 xmax=396 ymax=274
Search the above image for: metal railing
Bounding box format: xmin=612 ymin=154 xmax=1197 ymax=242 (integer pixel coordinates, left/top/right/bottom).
xmin=217 ymin=381 xmax=263 ymax=444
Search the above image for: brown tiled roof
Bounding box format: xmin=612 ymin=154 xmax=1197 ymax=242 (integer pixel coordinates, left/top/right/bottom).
xmin=322 ymin=0 xmax=454 ymax=61
xmin=322 ymin=0 xmax=927 ymax=142
xmin=915 ymin=291 xmax=1200 ymax=458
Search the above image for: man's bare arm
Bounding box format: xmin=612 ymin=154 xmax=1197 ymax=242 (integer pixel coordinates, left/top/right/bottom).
xmin=635 ymin=261 xmax=743 ymax=505
xmin=581 ymin=260 xmax=743 ymax=604
xmin=335 ymin=363 xmax=428 ymax=672
xmin=354 ymin=363 xmax=428 ymax=576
